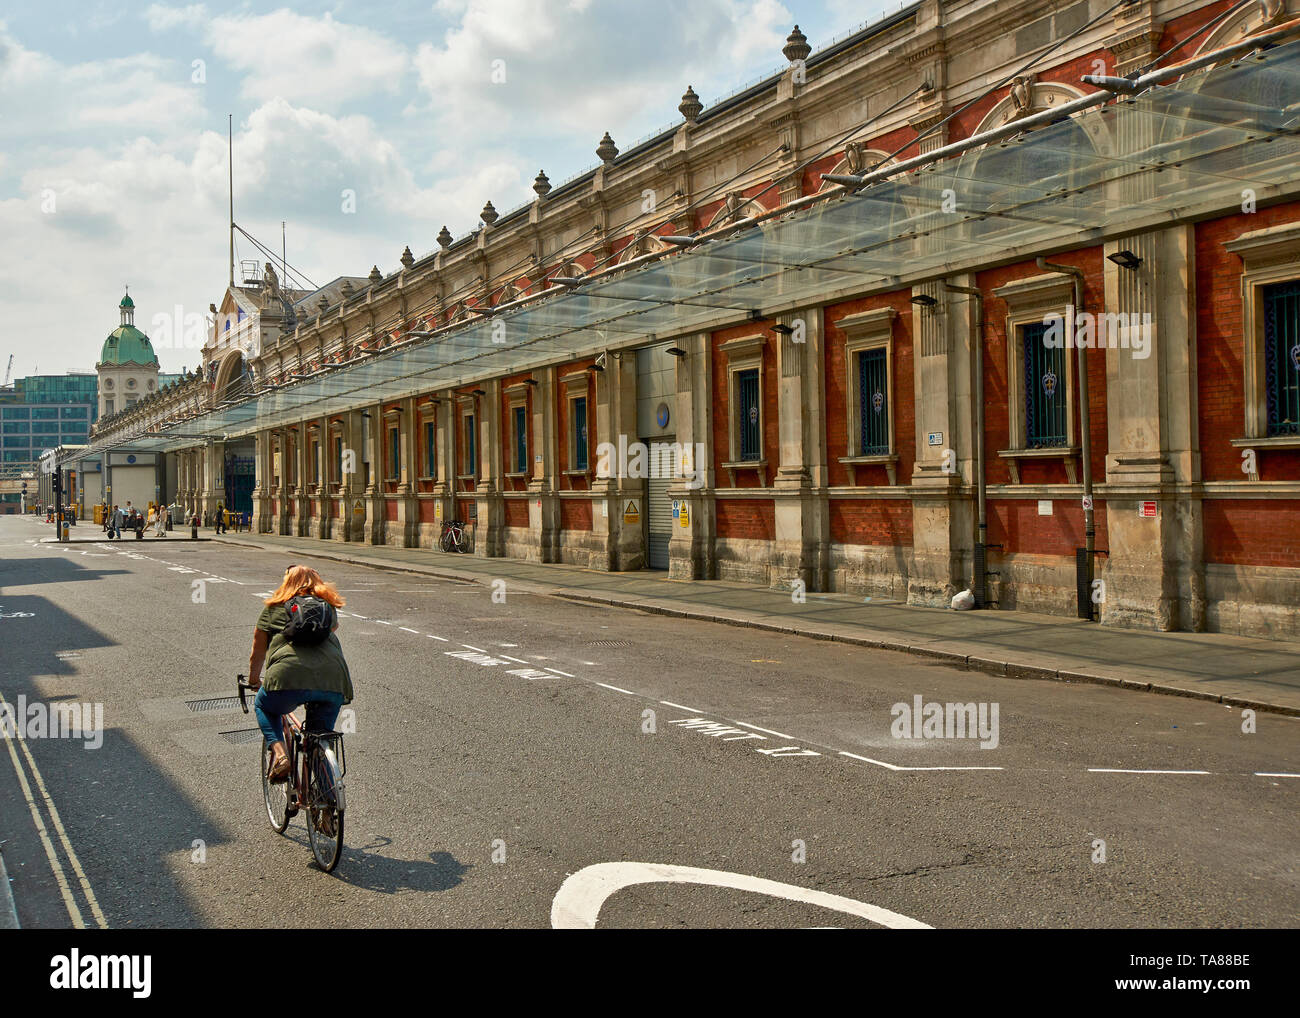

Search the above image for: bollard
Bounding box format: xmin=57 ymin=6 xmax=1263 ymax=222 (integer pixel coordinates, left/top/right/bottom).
xmin=191 ymin=517 xmax=198 ymax=540
xmin=60 ymin=521 xmax=69 ymax=542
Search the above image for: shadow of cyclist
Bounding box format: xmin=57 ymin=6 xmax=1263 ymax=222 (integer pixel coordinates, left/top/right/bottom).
xmin=282 ymin=832 xmax=470 ymax=891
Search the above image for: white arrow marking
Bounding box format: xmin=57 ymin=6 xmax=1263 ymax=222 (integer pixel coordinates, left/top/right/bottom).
xmin=550 ymin=861 xmax=932 ymax=929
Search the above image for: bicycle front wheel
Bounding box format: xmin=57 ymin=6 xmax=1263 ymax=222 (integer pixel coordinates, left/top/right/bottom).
xmin=306 ymin=742 xmax=345 ymax=872
xmin=262 ymin=739 xmax=290 ymax=833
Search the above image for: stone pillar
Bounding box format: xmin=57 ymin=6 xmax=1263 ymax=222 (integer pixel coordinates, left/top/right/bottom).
xmin=363 ymin=405 xmax=385 ymax=545
xmin=474 ymin=382 xmax=504 ymax=557
xmin=394 ymin=397 xmax=419 ymax=547
xmin=339 ymin=411 xmax=363 ymax=543
xmin=430 ymin=396 xmax=454 ymax=546
xmin=253 ymin=430 xmax=273 ymax=533
xmin=590 ymin=351 xmax=641 ymax=571
xmin=908 ymin=278 xmax=973 ymax=606
xmin=529 ymin=368 xmax=561 ymax=562
xmin=1100 ymin=226 xmax=1199 ymax=631
xmin=277 ymin=432 xmax=291 ymax=535
xmin=770 ymin=310 xmax=829 ymax=593
xmin=670 ymin=332 xmax=716 ymax=579
xmin=204 ymin=441 xmax=225 ymax=524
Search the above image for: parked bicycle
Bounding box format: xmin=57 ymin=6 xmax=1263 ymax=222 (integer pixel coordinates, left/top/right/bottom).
xmin=440 ymin=518 xmax=470 ymax=553
xmin=237 ymin=675 xmax=347 ymax=872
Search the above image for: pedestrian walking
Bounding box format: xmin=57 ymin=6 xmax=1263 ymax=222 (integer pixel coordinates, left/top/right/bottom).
xmin=108 ymin=503 xmax=123 ymax=539
xmin=154 ymin=503 xmax=167 ymax=538
xmin=215 ymin=501 xmax=227 ymax=534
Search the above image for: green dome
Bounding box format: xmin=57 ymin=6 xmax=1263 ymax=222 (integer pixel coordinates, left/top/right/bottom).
xmin=119 ymin=294 xmax=135 ymax=309
xmin=100 ymin=325 xmax=158 ymax=367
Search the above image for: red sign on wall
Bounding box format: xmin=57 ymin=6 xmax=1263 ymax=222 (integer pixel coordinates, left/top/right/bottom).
xmin=1139 ymin=501 xmax=1158 ymax=518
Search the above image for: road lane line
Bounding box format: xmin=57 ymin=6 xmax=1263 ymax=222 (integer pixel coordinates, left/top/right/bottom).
xmin=660 ymin=700 xmax=703 ymax=713
xmin=0 ymin=701 xmax=84 ymax=926
xmin=595 ymin=682 xmax=637 ymax=695
xmin=462 ymin=644 xmax=486 ymax=653
xmin=499 ymin=655 xmax=530 ymax=664
xmin=838 ymin=751 xmax=1003 ymax=773
xmin=426 ymin=634 xmax=449 ymax=642
xmin=398 ymin=627 xmax=419 ymax=634
xmin=544 ymin=667 xmax=575 ymax=678
xmin=840 ymin=751 xmax=902 ymax=771
xmin=1254 ymin=772 xmax=1300 ymax=778
xmin=1087 ymin=769 xmax=1211 ymax=775
xmin=11 ymin=733 xmax=108 ymax=927
xmin=375 ymin=620 xmax=392 ymax=626
xmin=735 ymin=721 xmax=795 ymax=740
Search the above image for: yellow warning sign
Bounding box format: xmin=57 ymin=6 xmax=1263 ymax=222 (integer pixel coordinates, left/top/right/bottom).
xmin=623 ymin=499 xmax=640 ymax=524
xmin=679 ymin=501 xmax=690 ymax=527
xmin=353 ymin=499 xmax=364 ymax=516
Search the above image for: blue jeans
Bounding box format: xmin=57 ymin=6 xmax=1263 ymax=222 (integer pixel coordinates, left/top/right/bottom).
xmin=254 ymin=688 xmax=345 ymax=746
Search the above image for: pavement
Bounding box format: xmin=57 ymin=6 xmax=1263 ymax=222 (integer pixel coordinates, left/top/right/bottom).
xmin=3 ymin=516 xmax=1297 ymax=929
xmin=202 ymin=528 xmax=1300 ymax=717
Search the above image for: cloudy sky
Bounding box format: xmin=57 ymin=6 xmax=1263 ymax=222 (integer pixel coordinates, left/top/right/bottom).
xmin=0 ymin=0 xmax=901 ymax=377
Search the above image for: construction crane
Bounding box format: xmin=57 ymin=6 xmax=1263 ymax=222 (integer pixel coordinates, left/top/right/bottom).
xmin=2 ymin=354 xmax=11 ymax=386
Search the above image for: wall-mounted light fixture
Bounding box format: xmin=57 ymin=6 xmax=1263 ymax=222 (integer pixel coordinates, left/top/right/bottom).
xmin=524 ymin=378 xmax=539 ymax=387
xmin=771 ymin=323 xmax=794 ymax=335
xmin=910 ymin=293 xmax=938 ymax=307
xmin=666 ymin=347 xmax=688 ymax=358
xmin=471 ymin=388 xmax=486 ymax=397
xmin=1107 ymin=250 xmax=1143 ymax=271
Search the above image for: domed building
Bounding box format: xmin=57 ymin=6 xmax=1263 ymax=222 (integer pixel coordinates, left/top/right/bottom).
xmin=97 ymin=291 xmax=159 ymax=419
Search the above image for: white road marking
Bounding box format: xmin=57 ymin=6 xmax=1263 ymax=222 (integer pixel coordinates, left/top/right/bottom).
xmin=595 ymin=682 xmax=637 ymax=695
xmin=461 ymin=644 xmax=486 ymax=653
xmin=544 ymin=667 xmax=575 ymax=678
xmin=550 ymin=862 xmax=932 ymax=930
xmin=352 ymin=615 xmax=369 ymax=620
xmin=498 ymin=655 xmax=530 ymax=664
xmin=734 ymin=721 xmax=795 ymax=740
xmin=0 ymin=690 xmax=108 ymax=929
xmin=375 ymin=620 xmax=392 ymax=626
xmin=660 ymin=700 xmax=703 ymax=713
xmin=398 ymin=627 xmax=419 ymax=634
xmin=838 ymin=751 xmax=1002 ymax=772
xmin=1087 ymin=769 xmax=1211 ymax=775
xmin=1255 ymin=772 xmax=1300 ymax=778
xmin=426 ymin=634 xmax=449 ymax=642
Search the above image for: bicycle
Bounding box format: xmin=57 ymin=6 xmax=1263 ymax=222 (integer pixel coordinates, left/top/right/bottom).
xmin=237 ymin=675 xmax=347 ymax=872
xmin=440 ymin=518 xmax=470 ymax=553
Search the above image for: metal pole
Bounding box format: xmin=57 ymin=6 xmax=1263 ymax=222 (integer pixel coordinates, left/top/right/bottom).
xmin=228 ymin=114 xmax=234 ymax=288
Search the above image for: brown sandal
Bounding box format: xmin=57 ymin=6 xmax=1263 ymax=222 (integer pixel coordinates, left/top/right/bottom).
xmin=267 ymin=745 xmax=290 ymax=783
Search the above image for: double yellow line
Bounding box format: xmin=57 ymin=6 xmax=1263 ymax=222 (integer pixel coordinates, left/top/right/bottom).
xmin=0 ymin=690 xmax=107 ymax=929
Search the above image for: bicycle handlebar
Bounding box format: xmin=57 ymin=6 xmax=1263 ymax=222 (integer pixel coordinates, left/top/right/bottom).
xmin=236 ymin=674 xmax=257 ymax=714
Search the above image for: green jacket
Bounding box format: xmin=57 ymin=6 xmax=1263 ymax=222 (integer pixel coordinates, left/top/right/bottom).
xmin=256 ymin=604 xmax=354 ymax=702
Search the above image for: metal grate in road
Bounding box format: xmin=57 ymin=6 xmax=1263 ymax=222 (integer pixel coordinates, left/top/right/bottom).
xmin=186 ymin=696 xmax=244 ymax=713
xmin=590 ymin=639 xmax=632 ymax=649
xmin=218 ymin=728 xmax=263 ymax=745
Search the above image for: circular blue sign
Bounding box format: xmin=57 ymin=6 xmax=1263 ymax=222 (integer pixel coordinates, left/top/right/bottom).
xmin=656 ymin=402 xmax=670 ymax=429
xmin=126 ymin=454 xmax=137 ymax=464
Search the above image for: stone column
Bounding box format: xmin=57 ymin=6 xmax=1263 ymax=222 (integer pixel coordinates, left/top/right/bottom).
xmin=253 ymin=430 xmax=273 ymax=533
xmin=670 ymin=332 xmax=716 ymax=579
xmin=395 ymin=396 xmax=419 ymax=547
xmin=292 ymin=425 xmax=309 ymax=537
xmin=589 ymin=351 xmax=641 ymax=571
xmin=363 ymin=405 xmax=385 ymax=545
xmin=474 ymin=382 xmax=504 ymax=557
xmin=770 ymin=310 xmax=829 ymax=593
xmin=430 ymin=396 xmax=454 ymax=545
xmin=529 ymin=368 xmax=561 ymax=562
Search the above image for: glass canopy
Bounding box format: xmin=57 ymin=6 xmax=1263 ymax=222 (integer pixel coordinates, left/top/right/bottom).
xmin=83 ymin=36 xmax=1300 ymax=458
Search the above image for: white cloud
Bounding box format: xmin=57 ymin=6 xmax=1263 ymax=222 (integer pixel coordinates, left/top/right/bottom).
xmin=143 ymin=3 xmax=209 ymax=33
xmin=207 ymin=10 xmax=410 ymax=106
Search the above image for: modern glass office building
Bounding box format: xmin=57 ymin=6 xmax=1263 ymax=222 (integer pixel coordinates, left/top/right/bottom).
xmin=0 ymin=374 xmax=98 ymax=508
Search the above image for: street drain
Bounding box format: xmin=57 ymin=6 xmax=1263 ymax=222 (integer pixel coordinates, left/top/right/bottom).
xmin=218 ymin=729 xmax=263 ymax=745
xmin=186 ymin=696 xmax=244 ymax=713
xmin=590 ymin=640 xmax=632 ymax=649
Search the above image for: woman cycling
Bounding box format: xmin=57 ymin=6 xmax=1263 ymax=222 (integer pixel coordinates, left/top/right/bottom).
xmin=247 ymin=564 xmax=354 ymax=782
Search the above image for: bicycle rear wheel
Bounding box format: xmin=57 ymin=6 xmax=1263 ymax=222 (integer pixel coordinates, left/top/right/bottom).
xmin=306 ymin=741 xmax=345 ymax=872
xmin=262 ymin=739 xmax=290 ymax=833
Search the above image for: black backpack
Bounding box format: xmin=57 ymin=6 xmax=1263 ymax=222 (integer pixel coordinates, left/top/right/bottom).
xmin=280 ymin=595 xmax=336 ymax=646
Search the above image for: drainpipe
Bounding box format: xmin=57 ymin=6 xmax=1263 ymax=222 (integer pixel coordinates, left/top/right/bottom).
xmin=1036 ymin=257 xmax=1094 ymax=621
xmin=942 ymin=282 xmax=987 ymax=608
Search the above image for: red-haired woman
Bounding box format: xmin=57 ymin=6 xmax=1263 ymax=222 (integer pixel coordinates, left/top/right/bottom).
xmin=247 ymin=564 xmax=355 ymax=781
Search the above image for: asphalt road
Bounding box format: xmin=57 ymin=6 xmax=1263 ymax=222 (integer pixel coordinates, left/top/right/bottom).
xmin=1 ymin=514 xmax=1297 ymax=928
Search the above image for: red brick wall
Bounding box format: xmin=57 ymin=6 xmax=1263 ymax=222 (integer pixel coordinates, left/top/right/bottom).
xmin=384 ymin=499 xmax=397 ymax=522
xmin=560 ymin=497 xmax=592 ymax=531
xmin=419 ymin=499 xmax=437 ymax=523
xmin=504 ymin=498 xmax=528 ymax=528
xmin=800 ymin=125 xmax=915 ymax=195
xmin=1195 ymin=204 xmax=1300 ymax=482
xmin=830 ymin=500 xmax=914 ymax=546
xmin=1204 ymin=499 xmax=1300 ymax=567
xmin=711 ymin=324 xmax=778 ymax=489
xmin=976 ymin=248 xmax=1109 ymax=486
xmin=824 ymin=292 xmax=915 ymax=487
xmin=988 ymin=499 xmax=1109 ymax=557
xmin=715 ymin=498 xmax=774 ymax=541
